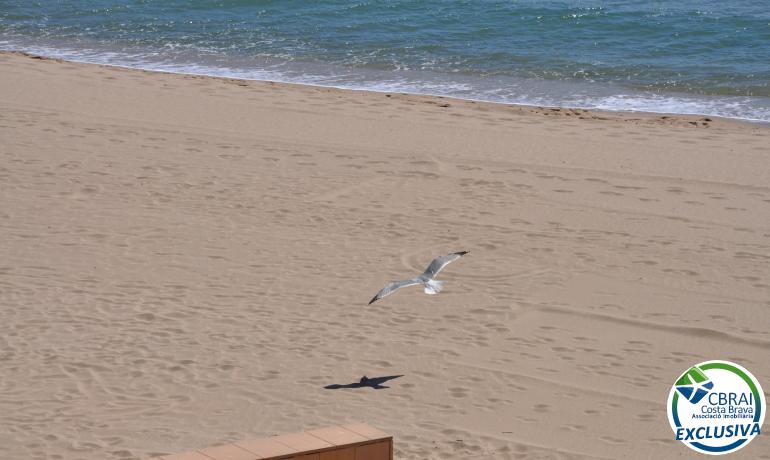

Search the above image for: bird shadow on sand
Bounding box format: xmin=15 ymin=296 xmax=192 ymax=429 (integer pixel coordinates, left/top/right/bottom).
xmin=324 ymin=375 xmax=404 ymax=390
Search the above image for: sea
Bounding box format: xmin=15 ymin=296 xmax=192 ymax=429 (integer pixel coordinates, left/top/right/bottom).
xmin=1 ymin=0 xmax=769 ymax=121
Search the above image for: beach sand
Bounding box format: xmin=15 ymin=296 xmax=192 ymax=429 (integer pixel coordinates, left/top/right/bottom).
xmin=1 ymin=51 xmax=769 ymax=460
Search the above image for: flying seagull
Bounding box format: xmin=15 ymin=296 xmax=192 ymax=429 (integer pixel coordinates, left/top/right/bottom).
xmin=368 ymin=251 xmax=469 ymax=305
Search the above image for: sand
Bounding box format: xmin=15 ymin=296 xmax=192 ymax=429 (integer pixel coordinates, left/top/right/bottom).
xmin=0 ymin=51 xmax=769 ymax=460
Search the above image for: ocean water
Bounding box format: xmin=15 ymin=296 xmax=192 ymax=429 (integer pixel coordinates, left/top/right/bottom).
xmin=1 ymin=0 xmax=769 ymax=121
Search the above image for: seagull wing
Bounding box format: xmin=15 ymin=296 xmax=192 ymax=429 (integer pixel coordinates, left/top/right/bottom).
xmin=368 ymin=278 xmax=423 ymax=305
xmin=421 ymin=251 xmax=469 ymax=279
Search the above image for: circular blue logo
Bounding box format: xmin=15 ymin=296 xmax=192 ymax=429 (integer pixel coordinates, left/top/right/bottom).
xmin=667 ymin=360 xmax=765 ymax=455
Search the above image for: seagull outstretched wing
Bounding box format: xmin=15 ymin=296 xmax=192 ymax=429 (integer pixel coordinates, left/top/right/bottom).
xmin=368 ymin=278 xmax=422 ymax=305
xmin=421 ymin=251 xmax=469 ymax=279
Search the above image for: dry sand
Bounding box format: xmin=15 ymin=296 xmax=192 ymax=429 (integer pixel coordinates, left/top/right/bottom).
xmin=0 ymin=51 xmax=769 ymax=460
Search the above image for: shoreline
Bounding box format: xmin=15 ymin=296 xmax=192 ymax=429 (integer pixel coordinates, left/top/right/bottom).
xmin=1 ymin=50 xmax=768 ymax=460
xmin=3 ymin=50 xmax=768 ymax=126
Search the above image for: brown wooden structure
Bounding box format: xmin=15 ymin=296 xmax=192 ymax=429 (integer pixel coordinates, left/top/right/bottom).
xmin=156 ymin=423 xmax=392 ymax=460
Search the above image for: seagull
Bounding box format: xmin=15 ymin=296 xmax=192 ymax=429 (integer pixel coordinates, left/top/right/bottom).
xmin=368 ymin=251 xmax=469 ymax=305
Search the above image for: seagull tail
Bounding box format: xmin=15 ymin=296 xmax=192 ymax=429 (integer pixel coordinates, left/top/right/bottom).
xmin=424 ymin=279 xmax=445 ymax=295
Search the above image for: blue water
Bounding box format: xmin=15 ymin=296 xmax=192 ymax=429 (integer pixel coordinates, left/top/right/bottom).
xmin=2 ymin=1 xmax=769 ymax=121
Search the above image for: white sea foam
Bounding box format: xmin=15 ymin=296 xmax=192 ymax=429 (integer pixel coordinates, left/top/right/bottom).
xmin=2 ymin=38 xmax=768 ymax=123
